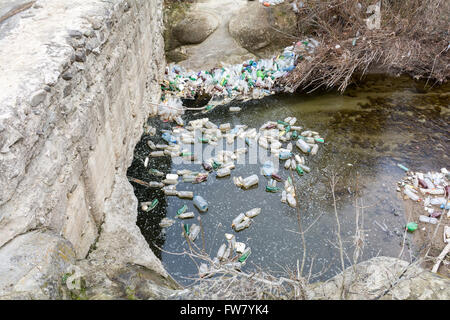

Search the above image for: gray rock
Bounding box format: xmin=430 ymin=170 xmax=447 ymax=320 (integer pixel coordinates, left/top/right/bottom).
xmin=0 ymin=231 xmax=76 ymax=299
xmin=62 ymin=71 xmax=73 ymax=80
xmin=173 ymin=11 xmax=219 ymax=45
xmin=30 ymin=89 xmax=46 ymax=107
xmin=308 ymin=256 xmax=450 ymax=300
xmin=229 ymin=2 xmax=297 ymax=57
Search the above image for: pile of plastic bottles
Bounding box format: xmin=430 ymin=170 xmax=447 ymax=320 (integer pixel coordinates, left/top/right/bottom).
xmin=158 ymin=45 xmax=301 ymax=120
xmin=398 ymin=167 xmax=449 ymax=227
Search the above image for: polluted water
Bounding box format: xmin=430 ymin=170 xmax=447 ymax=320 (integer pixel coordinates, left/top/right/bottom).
xmin=128 ymin=75 xmax=450 ymax=285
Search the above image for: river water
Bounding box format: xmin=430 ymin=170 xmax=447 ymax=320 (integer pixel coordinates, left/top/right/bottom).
xmin=127 ymin=75 xmax=449 ymax=286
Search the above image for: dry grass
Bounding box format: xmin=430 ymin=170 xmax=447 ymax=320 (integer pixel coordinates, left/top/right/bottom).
xmin=280 ymin=0 xmax=449 ymax=92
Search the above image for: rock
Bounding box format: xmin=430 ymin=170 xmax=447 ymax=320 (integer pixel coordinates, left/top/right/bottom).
xmin=62 ymin=71 xmax=73 ymax=80
xmin=74 ymin=50 xmax=86 ymax=62
xmin=0 ymin=0 xmax=169 ymax=299
xmin=172 ymin=11 xmax=219 ymax=45
xmin=229 ymin=2 xmax=297 ymax=57
xmin=0 ymin=231 xmax=76 ymax=299
xmin=308 ymin=256 xmax=450 ymax=300
xmin=30 ymin=89 xmax=46 ymax=107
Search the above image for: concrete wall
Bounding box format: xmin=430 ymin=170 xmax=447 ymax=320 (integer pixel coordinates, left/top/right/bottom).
xmin=0 ymin=0 xmax=168 ymax=299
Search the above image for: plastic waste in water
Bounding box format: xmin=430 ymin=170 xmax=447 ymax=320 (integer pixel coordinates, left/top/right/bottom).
xmin=217 ymin=244 xmax=227 ymax=260
xmin=232 ymin=213 xmax=246 ymax=227
xmin=242 ymin=175 xmax=259 ymax=189
xmin=148 ymin=181 xmax=164 ymax=188
xmin=177 ymin=211 xmax=195 ymax=219
xmin=217 ymin=167 xmax=231 ymax=177
xmin=404 ymin=187 xmax=419 ymax=201
xmin=419 ymin=215 xmax=438 ymax=224
xmin=150 ymin=151 xmax=165 ymax=157
xmin=245 ymin=208 xmax=261 ymax=218
xmin=162 ymin=132 xmax=177 ymax=144
xmin=234 ymin=217 xmax=252 ymax=231
xmin=296 ymin=139 xmax=311 ymax=153
xmin=189 ymin=224 xmax=200 ymax=241
xmin=287 ymin=193 xmax=297 ymax=208
xmin=177 ymin=191 xmax=194 ymax=199
xmin=193 ymin=195 xmax=208 ymax=212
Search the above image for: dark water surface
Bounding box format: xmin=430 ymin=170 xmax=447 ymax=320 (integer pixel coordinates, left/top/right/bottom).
xmin=127 ymin=75 xmax=449 ymax=286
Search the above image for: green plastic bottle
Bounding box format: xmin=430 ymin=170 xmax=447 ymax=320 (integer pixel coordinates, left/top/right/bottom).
xmin=149 ymin=199 xmax=159 ymax=210
xmin=177 ymin=205 xmax=188 ymax=216
xmin=406 ymin=222 xmax=418 ymax=232
xmin=266 ymin=186 xmax=280 ymax=193
xmin=239 ymin=248 xmax=251 ymax=263
xmin=296 ymin=165 xmax=304 ymax=176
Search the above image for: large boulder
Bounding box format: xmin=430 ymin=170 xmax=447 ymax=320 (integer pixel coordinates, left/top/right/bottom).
xmin=172 ymin=11 xmax=219 ymax=45
xmin=229 ymin=1 xmax=297 ymax=57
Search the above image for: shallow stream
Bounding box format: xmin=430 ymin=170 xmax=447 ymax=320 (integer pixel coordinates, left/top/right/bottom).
xmin=127 ymin=75 xmax=449 ymax=286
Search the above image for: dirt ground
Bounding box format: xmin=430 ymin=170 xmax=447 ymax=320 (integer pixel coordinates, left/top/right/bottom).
xmin=401 ymin=194 xmax=450 ymax=279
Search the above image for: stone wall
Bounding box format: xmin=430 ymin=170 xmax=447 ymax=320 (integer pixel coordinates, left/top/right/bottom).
xmin=0 ymin=0 xmax=170 ymax=299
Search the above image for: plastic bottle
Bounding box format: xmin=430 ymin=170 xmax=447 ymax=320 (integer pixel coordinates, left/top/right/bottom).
xmin=404 ymin=188 xmax=419 ymax=201
xmin=163 ymin=188 xmax=178 ymax=196
xmin=271 ymin=173 xmax=282 ymax=182
xmin=150 ymin=151 xmax=165 ymax=157
xmin=177 ymin=191 xmax=194 ymax=199
xmin=177 ymin=205 xmax=188 ymax=216
xmin=284 ymin=159 xmax=291 ymax=169
xmin=287 ymin=193 xmax=297 ymax=208
xmin=298 ymin=163 xmax=310 ymax=173
xmin=281 ymin=190 xmax=287 ymax=203
xmin=242 ymin=175 xmax=259 ymax=189
xmin=147 ymin=140 xmax=156 ymax=150
xmin=430 ymin=197 xmax=446 ymax=206
xmin=245 ymin=208 xmax=261 ymax=218
xmin=238 ymin=247 xmax=251 ymax=263
xmin=234 ymin=218 xmax=252 ymax=231
xmin=296 ymin=139 xmax=311 ymax=153
xmin=266 ymin=186 xmax=280 ymax=193
xmin=296 ymin=165 xmax=304 ymax=176
xmin=217 ymin=167 xmax=231 ymax=177
xmin=148 ymin=181 xmax=164 ymax=188
xmin=216 ymin=243 xmax=227 ymax=260
xmin=189 ymin=224 xmax=200 ymax=241
xmin=178 ymin=212 xmax=195 ymax=219
xmin=406 ymin=222 xmax=418 ymax=232
xmin=232 ymin=213 xmax=246 ymax=227
xmin=193 ymin=195 xmax=208 ymax=212
xmin=310 ymin=144 xmax=319 ymax=155
xmin=419 ymin=215 xmax=438 ymax=224
xmin=161 ymin=132 xmax=177 ymax=144
xmin=279 ymin=151 xmax=292 ymax=160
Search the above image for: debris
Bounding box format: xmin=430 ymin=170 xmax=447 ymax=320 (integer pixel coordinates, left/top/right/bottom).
xmin=141 ymin=199 xmax=159 ymax=212
xmin=406 ymin=222 xmax=418 ymax=232
xmin=159 ymin=218 xmax=175 ymax=228
xmin=193 ymin=195 xmax=208 ymax=212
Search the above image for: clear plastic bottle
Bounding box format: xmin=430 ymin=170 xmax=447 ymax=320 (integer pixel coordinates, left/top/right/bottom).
xmin=419 ymin=215 xmax=438 ymax=224
xmin=296 ymin=139 xmax=310 ymax=153
xmin=242 ymin=174 xmax=259 ymax=189
xmin=404 ymin=188 xmax=419 ymax=201
xmin=193 ymin=195 xmax=208 ymax=212
xmin=245 ymin=208 xmax=261 ymax=218
xmin=217 ymin=167 xmax=231 ymax=177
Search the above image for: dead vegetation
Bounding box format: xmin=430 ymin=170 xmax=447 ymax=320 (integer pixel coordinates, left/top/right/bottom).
xmin=280 ymin=0 xmax=450 ymax=92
